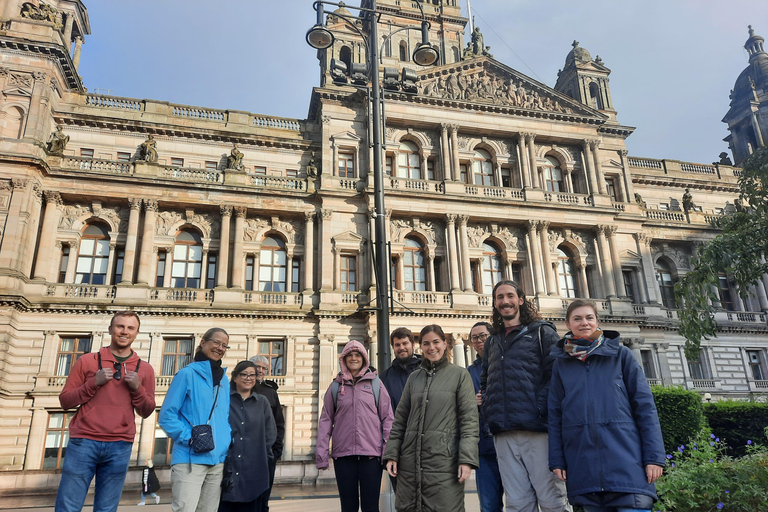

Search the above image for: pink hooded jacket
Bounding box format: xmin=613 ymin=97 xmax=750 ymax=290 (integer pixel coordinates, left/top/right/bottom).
xmin=315 ymin=340 xmax=394 ymax=469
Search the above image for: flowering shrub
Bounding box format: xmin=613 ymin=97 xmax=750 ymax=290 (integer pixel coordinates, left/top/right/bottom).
xmin=655 ymin=428 xmax=768 ymax=511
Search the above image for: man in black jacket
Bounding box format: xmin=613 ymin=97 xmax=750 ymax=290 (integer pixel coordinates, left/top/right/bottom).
xmin=380 ymin=327 xmax=421 ymax=411
xmin=250 ymin=355 xmax=286 ymax=512
xmin=480 ymin=281 xmax=570 ymax=512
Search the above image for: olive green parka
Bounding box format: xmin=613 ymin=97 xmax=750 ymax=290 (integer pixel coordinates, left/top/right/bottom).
xmin=383 ymin=356 xmax=479 ymax=512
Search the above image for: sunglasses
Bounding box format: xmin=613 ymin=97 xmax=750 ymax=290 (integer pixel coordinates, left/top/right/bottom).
xmin=113 ymin=362 xmax=122 ymax=381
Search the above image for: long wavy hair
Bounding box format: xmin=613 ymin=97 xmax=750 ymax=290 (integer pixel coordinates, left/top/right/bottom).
xmin=490 ymin=280 xmax=541 ymax=333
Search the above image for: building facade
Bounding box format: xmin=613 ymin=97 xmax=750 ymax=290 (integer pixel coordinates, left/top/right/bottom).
xmin=0 ymin=0 xmax=767 ymax=495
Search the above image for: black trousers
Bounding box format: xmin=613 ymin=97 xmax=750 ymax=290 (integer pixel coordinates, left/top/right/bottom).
xmin=254 ymin=458 xmax=277 ymax=512
xmin=333 ymin=455 xmax=382 ymax=512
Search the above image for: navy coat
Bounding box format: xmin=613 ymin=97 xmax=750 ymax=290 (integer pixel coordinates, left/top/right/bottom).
xmin=481 ymin=321 xmax=559 ymax=433
xmin=467 ymin=357 xmax=496 ymax=457
xmin=380 ymin=355 xmax=422 ymax=411
xmin=548 ymin=331 xmax=666 ymax=504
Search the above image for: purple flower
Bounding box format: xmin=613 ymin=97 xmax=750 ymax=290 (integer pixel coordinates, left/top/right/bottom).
xmin=666 ymin=454 xmax=673 ymax=459
xmin=710 ymin=442 xmax=715 ymax=446
xmin=671 ymin=462 xmax=675 ymax=468
xmin=678 ymin=446 xmax=684 ymax=452
xmin=709 ymin=459 xmax=714 ymax=462
xmin=747 ymin=440 xmax=752 ymax=445
xmin=716 ymin=437 xmax=720 ymax=442
xmin=717 ymin=503 xmax=724 ymax=509
xmin=725 ymin=490 xmax=730 ymax=493
xmin=711 ymin=433 xmax=716 ymax=438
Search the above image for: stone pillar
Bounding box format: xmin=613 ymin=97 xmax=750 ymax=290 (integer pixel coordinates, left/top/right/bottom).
xmin=135 ymin=200 xmax=157 ymax=285
xmin=420 ymin=150 xmax=428 ymax=180
xmin=216 ymin=206 xmax=232 ymax=288
xmin=64 ymin=241 xmax=78 ymax=283
xmin=21 ymin=184 xmax=42 ymax=277
xmin=200 ymin=249 xmax=209 ymax=288
xmin=446 ymin=214 xmax=461 ymax=292
xmin=618 ymin=150 xmax=635 ymax=203
xmin=582 ymin=141 xmax=599 ymax=196
xmin=453 ymin=336 xmax=466 ymax=368
xmin=72 ymin=36 xmax=83 ymax=71
xmin=24 ymin=73 xmax=48 ymax=140
xmin=105 ymin=242 xmax=117 ymax=286
xmin=395 ymin=254 xmax=405 ymax=290
xmin=526 ymin=133 xmax=538 ymax=188
xmin=539 ymin=221 xmax=557 ymax=295
xmin=162 ymin=247 xmax=173 ymax=287
xmin=63 ymin=13 xmax=74 ymax=46
xmin=450 ymin=125 xmax=461 ymax=182
xmin=333 ymin=247 xmax=340 ymax=291
xmin=591 ymin=141 xmax=606 ymax=194
xmin=231 ymin=207 xmax=246 ymax=288
xmin=578 ymin=262 xmax=589 ymax=299
xmin=595 ymin=226 xmax=617 ymax=298
xmin=120 ymin=198 xmax=142 ymax=284
xmin=518 ymin=135 xmax=531 ymax=188
xmin=606 ymin=226 xmax=627 ymax=297
xmin=33 ymin=191 xmax=63 ymax=281
xmin=303 ymin=211 xmax=315 ymax=293
xmin=320 ymin=209 xmax=333 ymax=290
xmin=427 ymin=253 xmax=436 ymax=292
xmin=440 ymin=124 xmax=451 ymax=181
xmin=527 ymin=221 xmax=545 ymax=295
xmin=633 ymin=233 xmax=660 ymax=304
xmin=635 ymin=268 xmax=648 ymax=304
xmin=493 ymin=159 xmax=502 ymax=188
xmin=458 ymin=215 xmax=472 ymax=292
xmin=565 ymin=169 xmax=574 ymax=193
xmin=752 ymin=111 xmax=766 ymax=147
xmin=286 ymin=253 xmax=294 ymax=293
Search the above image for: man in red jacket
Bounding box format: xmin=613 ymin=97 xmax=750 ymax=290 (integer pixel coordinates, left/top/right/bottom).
xmin=55 ymin=311 xmax=156 ymax=512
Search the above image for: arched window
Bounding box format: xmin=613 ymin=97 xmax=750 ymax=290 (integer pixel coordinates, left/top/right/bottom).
xmin=543 ymin=156 xmax=564 ymax=192
xmin=589 ymin=82 xmax=603 ymax=109
xmin=76 ymin=223 xmax=110 ymax=285
xmin=557 ymin=247 xmax=578 ymax=298
xmin=403 ymin=238 xmax=426 ymax=291
xmin=399 ymin=41 xmax=408 ymax=62
xmin=171 ymin=230 xmax=203 ymax=288
xmin=397 ymin=141 xmax=421 ymax=179
xmin=339 ymin=46 xmax=352 ymax=73
xmin=2 ymin=106 xmax=25 ymax=139
xmin=451 ymin=46 xmax=460 ymax=63
xmin=259 ymin=236 xmax=287 ymax=292
xmin=655 ymin=259 xmax=677 ymax=309
xmin=481 ymin=242 xmax=503 ymax=295
xmin=472 ymin=149 xmax=494 ymax=186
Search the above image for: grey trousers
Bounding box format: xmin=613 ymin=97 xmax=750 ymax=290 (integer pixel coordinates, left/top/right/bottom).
xmin=493 ymin=431 xmax=571 ymax=512
xmin=170 ymin=463 xmax=224 ymax=512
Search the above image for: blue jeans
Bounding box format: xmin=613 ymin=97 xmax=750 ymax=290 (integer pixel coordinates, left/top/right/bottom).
xmin=476 ymin=454 xmax=504 ymax=512
xmin=583 ymin=507 xmax=651 ymax=512
xmin=55 ymin=438 xmax=133 ymax=512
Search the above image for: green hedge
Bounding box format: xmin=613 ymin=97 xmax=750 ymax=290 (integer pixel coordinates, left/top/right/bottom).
xmin=703 ymin=400 xmax=768 ymax=457
xmin=652 ymin=385 xmax=704 ymax=454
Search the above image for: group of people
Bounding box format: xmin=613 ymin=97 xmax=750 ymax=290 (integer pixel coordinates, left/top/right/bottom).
xmin=54 ymin=312 xmax=285 ymax=512
xmin=317 ymin=280 xmax=666 ymax=512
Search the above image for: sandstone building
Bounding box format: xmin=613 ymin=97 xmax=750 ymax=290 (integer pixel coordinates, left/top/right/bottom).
xmin=0 ymin=0 xmax=766 ymax=494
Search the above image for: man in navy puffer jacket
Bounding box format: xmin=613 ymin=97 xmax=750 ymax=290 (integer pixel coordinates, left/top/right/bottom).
xmin=481 ymin=281 xmax=570 ymax=512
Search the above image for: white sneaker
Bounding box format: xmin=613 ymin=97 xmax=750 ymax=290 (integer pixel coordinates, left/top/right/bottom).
xmin=137 ymin=502 xmax=145 ymax=506
xmin=155 ymin=495 xmax=161 ymax=504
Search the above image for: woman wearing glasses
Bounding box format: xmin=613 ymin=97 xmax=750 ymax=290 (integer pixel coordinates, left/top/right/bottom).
xmin=159 ymin=328 xmax=232 ymax=512
xmin=219 ymin=360 xmax=276 ymax=512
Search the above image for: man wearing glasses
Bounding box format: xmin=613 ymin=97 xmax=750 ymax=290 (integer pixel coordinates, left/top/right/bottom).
xmin=56 ymin=311 xmax=156 ymax=512
xmin=249 ymin=355 xmax=285 ymax=512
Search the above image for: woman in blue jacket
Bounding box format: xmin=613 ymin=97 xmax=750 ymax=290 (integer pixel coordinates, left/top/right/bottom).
xmin=548 ymin=300 xmax=666 ymax=512
xmin=159 ymin=328 xmax=231 ymax=512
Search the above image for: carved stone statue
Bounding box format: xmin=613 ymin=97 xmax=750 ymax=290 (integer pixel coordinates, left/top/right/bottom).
xmin=682 ymin=188 xmax=695 ymax=212
xmin=306 ymin=152 xmax=318 ymax=178
xmin=716 ymin=152 xmax=733 ymax=166
xmin=634 ymin=192 xmax=647 ymax=208
xmin=226 ymin=144 xmax=244 ymax=170
xmin=734 ymin=197 xmax=746 ymax=213
xmin=46 ymin=124 xmax=69 ymax=155
xmin=462 ymin=26 xmax=493 ymax=60
xmin=138 ymin=135 xmax=158 ymax=163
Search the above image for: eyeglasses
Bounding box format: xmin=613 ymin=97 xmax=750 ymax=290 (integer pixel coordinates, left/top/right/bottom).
xmin=112 ymin=361 xmax=122 ymax=381
xmin=207 ymin=340 xmax=229 ymax=350
xmin=255 ymin=365 xmax=268 ymax=372
xmin=239 ymin=373 xmax=257 ymax=380
xmin=470 ymin=333 xmax=489 ymax=343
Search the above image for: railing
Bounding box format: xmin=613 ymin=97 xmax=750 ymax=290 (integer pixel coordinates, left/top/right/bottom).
xmin=172 ymin=105 xmax=225 ymax=121
xmin=560 ymin=298 xmax=610 ymax=313
xmin=633 ymin=305 xmax=646 ymax=315
xmin=149 ymin=288 xmax=215 ymax=303
xmin=253 ymin=116 xmax=302 ymax=131
xmin=627 ymin=157 xmax=663 ymax=169
xmin=753 ymin=380 xmax=768 ymax=389
xmin=161 ymin=166 xmax=222 ymax=183
xmin=337 ymin=178 xmax=358 ymax=191
xmin=46 ymin=376 xmax=69 ymax=387
xmin=61 ymin=156 xmax=133 ymax=175
xmin=612 ymin=202 xmax=626 ymax=212
xmin=85 ymin=94 xmax=142 ymax=111
xmin=464 ymin=184 xmax=525 ymax=201
xmin=342 ymin=293 xmax=359 ymax=304
xmin=251 ymin=175 xmax=306 ymax=191
xmin=646 ymin=378 xmax=662 ymax=387
xmin=155 ymin=376 xmax=174 ymax=388
xmin=733 ymin=169 xmax=743 ymax=177
xmin=45 ymin=284 xmax=116 ymax=299
xmin=243 ymin=292 xmax=303 ymax=306
xmin=477 ymin=295 xmax=491 ymax=307
xmin=395 ymin=291 xmax=452 ymax=306
xmin=725 ymin=311 xmax=767 ymax=324
xmin=680 ymin=162 xmax=717 ymax=175
xmin=690 ymin=379 xmax=717 ymax=389
xmin=387 ymin=177 xmax=444 ymax=193
xmin=645 ymin=210 xmax=686 ymax=222
xmin=665 ymin=309 xmax=679 ymax=320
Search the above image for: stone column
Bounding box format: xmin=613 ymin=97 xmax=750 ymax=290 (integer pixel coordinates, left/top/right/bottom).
xmin=457 ymin=215 xmax=472 ymax=292
xmin=633 ymin=233 xmax=660 ymax=304
xmin=21 ymin=184 xmax=42 ymax=277
xmin=578 ymin=261 xmax=590 ymax=299
xmin=63 ymin=13 xmax=74 ymax=46
xmin=333 ymin=247 xmax=340 ymax=291
xmin=596 ymin=226 xmax=617 ymax=298
xmin=591 ymin=141 xmax=606 ymax=194
xmin=303 ymin=211 xmax=315 ymax=293
xmin=162 ymin=247 xmax=173 ymax=286
xmin=606 ymin=226 xmax=627 ymax=297
xmin=24 ymin=73 xmax=47 ymax=140
xmin=493 ymin=159 xmax=502 ymax=188
xmin=72 ymin=36 xmax=84 ymax=71
xmin=33 ymin=191 xmax=63 ymax=281
xmin=527 ymin=221 xmax=545 ymax=295
xmin=753 ymin=283 xmax=768 ymax=311
xmin=419 ymin=150 xmax=428 ymax=180
xmin=231 ymin=207 xmax=246 ymax=288
xmin=286 ymin=253 xmax=294 ymax=293
xmin=565 ymin=168 xmax=574 ymax=193
xmin=526 ymin=133 xmax=538 ymax=188
xmin=450 ymin=125 xmax=461 ymax=182
xmin=582 ymin=141 xmax=599 ymax=196
xmin=440 ymin=124 xmax=451 ymax=180
xmin=216 ymin=206 xmax=232 ymax=288
xmin=618 ymin=150 xmax=635 ymax=203
xmin=200 ymin=249 xmax=209 ymax=288
xmin=395 ymin=254 xmax=405 ymax=290
xmin=119 ymin=198 xmax=142 ymax=284
xmin=427 ymin=253 xmax=436 ymax=292
xmin=135 ymin=200 xmax=158 ymax=285
xmin=105 ymin=242 xmax=117 ymax=286
xmin=635 ymin=268 xmax=648 ymax=304
xmin=539 ymin=222 xmax=557 ymax=295
xmin=320 ymin=209 xmax=333 ymax=290
xmin=453 ymin=336 xmax=466 ymax=368
xmin=446 ymin=214 xmax=461 ymax=292
xmin=518 ymin=135 xmax=531 ymax=188
xmin=752 ymin=111 xmax=766 ymax=147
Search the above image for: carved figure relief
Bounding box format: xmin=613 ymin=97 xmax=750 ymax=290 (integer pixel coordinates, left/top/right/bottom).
xmin=155 ymin=211 xmax=183 ymax=236
xmin=46 ymin=124 xmax=69 ymax=155
xmin=390 ymin=219 xmax=411 ymax=243
xmin=243 ymin=218 xmax=270 ymax=242
xmin=467 ymin=226 xmax=487 ymax=248
xmin=20 ymin=2 xmax=63 ymax=28
xmin=493 ymin=226 xmax=526 ymax=252
xmin=226 ymin=144 xmax=244 ymax=171
xmin=138 ymin=135 xmax=158 ymax=163
xmin=58 ymin=205 xmax=91 ymax=230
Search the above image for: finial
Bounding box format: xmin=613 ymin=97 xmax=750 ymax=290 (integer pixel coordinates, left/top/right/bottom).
xmin=748 ymin=25 xmax=754 ymax=37
xmin=572 ymin=40 xmax=579 ymax=48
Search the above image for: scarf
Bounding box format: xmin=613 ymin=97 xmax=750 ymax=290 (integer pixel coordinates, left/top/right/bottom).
xmin=194 ymin=351 xmax=224 ymax=386
xmin=563 ymin=328 xmax=604 ymax=361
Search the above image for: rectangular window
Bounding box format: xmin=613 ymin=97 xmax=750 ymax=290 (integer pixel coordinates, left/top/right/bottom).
xmin=42 ymin=412 xmax=73 ymax=470
xmin=509 ymin=264 xmax=522 ymax=285
xmin=156 ymin=251 xmax=166 ymax=287
xmin=460 ymin=163 xmax=469 ymax=184
xmin=640 ymin=350 xmax=656 ymax=379
xmin=291 ymin=258 xmax=301 ymax=292
xmin=152 ymin=422 xmax=173 ymax=466
xmin=606 ymin=177 xmax=619 ymax=201
xmin=688 ymin=352 xmax=707 ymax=380
xmin=58 ymin=245 xmax=70 ymax=283
xmin=341 ymin=255 xmax=357 ymax=292
xmin=171 ymin=157 xmax=184 ymax=167
xmin=206 ymin=253 xmax=217 ymax=289
xmin=501 ymin=167 xmax=511 ymax=188
xmin=80 ymin=148 xmax=94 ymax=158
xmin=254 ymin=166 xmax=267 ymax=175
xmin=426 ymin=159 xmax=435 ymax=181
xmin=113 ymin=247 xmax=125 ymax=284
xmin=385 ymin=156 xmax=393 ymax=176
xmin=258 ymin=339 xmax=285 ymax=376
xmin=161 ymin=338 xmax=194 ymax=376
xmin=659 ymin=203 xmax=669 ymax=211
xmin=622 ymin=270 xmax=636 ymax=303
xmin=56 ymin=336 xmax=92 ymax=376
xmin=286 ymin=169 xmax=298 ymax=178
xmin=205 ymin=161 xmax=218 ymax=171
xmin=747 ymin=350 xmax=766 ymax=381
xmin=718 ymin=273 xmax=734 ymax=310
xmin=245 ymin=255 xmax=255 ymax=291
xmin=338 ymin=151 xmax=355 ymax=178
xmin=117 ymin=152 xmax=131 ymax=163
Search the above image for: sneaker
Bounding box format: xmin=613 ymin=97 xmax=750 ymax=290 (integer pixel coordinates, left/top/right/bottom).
xmin=137 ymin=503 xmax=145 ymax=506
xmin=155 ymin=495 xmax=161 ymax=504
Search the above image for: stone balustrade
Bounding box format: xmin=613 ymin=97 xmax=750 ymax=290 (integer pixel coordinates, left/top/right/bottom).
xmin=61 ymin=156 xmax=133 ymax=175
xmin=243 ymin=292 xmax=303 ymax=306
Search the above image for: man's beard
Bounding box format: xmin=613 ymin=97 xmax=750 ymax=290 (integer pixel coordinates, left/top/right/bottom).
xmin=395 ymin=351 xmax=412 ymax=363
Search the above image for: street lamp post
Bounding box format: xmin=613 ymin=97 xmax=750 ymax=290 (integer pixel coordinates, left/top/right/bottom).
xmin=307 ymin=0 xmax=439 ymax=373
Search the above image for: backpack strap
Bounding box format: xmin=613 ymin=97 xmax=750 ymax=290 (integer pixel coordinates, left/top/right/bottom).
xmin=331 ymin=380 xmax=340 ymax=410
xmin=331 ymin=376 xmax=381 ymax=415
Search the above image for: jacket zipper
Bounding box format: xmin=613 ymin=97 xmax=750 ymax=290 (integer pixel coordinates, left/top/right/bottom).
xmin=585 ymin=359 xmax=605 ymax=491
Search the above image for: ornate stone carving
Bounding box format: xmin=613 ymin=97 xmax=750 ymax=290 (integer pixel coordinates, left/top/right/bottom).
xmin=58 ymin=204 xmax=90 ymax=229
xmin=493 ymin=226 xmax=526 ymax=251
xmin=43 ymin=190 xmax=62 ymax=205
xmin=20 ymin=1 xmax=63 ymax=28
xmin=155 ymin=211 xmax=183 ymax=236
xmin=463 ymin=26 xmax=493 ymax=59
xmin=226 ymin=144 xmax=244 ymax=171
xmin=8 ymin=72 xmax=32 ymax=89
xmin=46 ymin=124 xmax=69 ymax=155
xmin=467 ymin=226 xmax=487 ymax=248
xmin=128 ymin=198 xmax=142 ymax=210
xmin=272 ymin=217 xmax=297 ymax=244
xmin=138 ymin=135 xmax=158 ymax=163
xmin=243 ymin=218 xmax=269 ymax=242
xmin=419 ymin=221 xmax=443 ymax=245
xmin=458 ymin=136 xmax=471 ymax=150
xmin=321 ymin=209 xmax=333 ymax=220
xmin=143 ymin=199 xmax=158 ymax=212
xmin=390 ymin=219 xmax=411 ymax=243
xmin=220 ymin=205 xmax=233 ymax=217
xmin=101 ymin=206 xmax=127 ymax=233
xmin=234 ymin=206 xmax=247 ymax=218
xmin=385 ymin=127 xmax=397 ymax=141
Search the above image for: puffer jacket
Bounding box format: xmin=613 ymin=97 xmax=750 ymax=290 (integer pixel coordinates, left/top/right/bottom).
xmin=481 ymin=321 xmax=558 ymax=433
xmin=548 ymin=331 xmax=666 ymax=505
xmin=381 ymin=354 xmax=422 ymax=410
xmin=316 ymin=340 xmax=394 ymax=469
xmin=467 ymin=356 xmax=496 ymax=457
xmin=159 ymin=360 xmax=231 ymax=465
xmin=383 ymin=356 xmax=479 ymax=512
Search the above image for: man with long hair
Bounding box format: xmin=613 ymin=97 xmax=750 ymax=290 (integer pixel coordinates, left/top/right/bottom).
xmin=480 ymin=281 xmax=570 ymax=512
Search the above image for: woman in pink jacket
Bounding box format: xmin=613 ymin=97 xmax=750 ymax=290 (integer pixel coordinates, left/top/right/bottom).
xmin=316 ymin=340 xmax=394 ymax=512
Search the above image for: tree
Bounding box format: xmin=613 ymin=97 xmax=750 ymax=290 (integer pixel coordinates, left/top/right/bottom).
xmin=676 ymin=146 xmax=768 ymax=360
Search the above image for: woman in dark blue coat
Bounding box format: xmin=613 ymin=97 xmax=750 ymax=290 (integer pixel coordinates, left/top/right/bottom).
xmin=548 ymin=300 xmax=666 ymax=512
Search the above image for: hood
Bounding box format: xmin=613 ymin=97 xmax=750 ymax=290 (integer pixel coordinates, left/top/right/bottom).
xmin=338 ymin=340 xmax=370 ymax=382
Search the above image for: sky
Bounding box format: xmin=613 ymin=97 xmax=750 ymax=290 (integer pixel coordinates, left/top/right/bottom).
xmin=76 ymin=0 xmax=768 ymax=164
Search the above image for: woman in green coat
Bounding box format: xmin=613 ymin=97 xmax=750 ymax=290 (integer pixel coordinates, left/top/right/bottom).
xmin=384 ymin=324 xmax=479 ymax=512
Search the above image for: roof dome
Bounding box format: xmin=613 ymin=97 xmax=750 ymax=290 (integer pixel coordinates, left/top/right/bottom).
xmin=564 ymin=40 xmax=592 ymax=68
xmin=730 ymin=26 xmax=768 ymax=106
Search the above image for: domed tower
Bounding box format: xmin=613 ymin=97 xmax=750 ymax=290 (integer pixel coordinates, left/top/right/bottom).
xmin=554 ymin=40 xmax=617 ymax=122
xmin=723 ymin=25 xmax=768 ymax=166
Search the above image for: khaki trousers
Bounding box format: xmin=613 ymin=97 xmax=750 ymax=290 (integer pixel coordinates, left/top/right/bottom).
xmin=171 ymin=463 xmax=224 ymax=512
